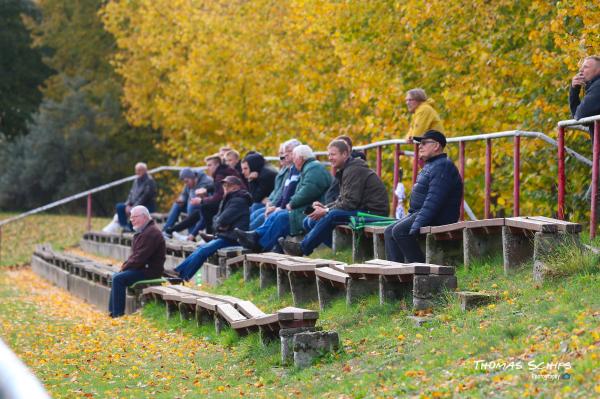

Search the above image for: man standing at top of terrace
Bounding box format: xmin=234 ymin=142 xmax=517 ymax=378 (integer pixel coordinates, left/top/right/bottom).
xmin=384 ymin=130 xmax=462 ymax=263
xmin=570 ymin=56 xmax=600 ymax=133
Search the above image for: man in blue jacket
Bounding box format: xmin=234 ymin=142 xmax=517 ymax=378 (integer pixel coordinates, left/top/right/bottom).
xmin=570 ymin=55 xmax=600 ymax=134
xmin=384 ymin=130 xmax=462 ymax=263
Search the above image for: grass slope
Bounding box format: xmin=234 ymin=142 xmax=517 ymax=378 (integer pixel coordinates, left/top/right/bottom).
xmin=0 ymin=214 xmax=599 ymax=398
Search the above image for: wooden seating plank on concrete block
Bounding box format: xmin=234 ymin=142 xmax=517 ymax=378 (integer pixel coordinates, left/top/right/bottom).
xmin=215 ymin=303 xmax=249 ymax=333
xmin=426 ymin=222 xmax=467 ymax=266
xmin=244 ymin=252 xmax=288 ymax=283
xmin=315 ymin=267 xmax=350 ymax=310
xmin=526 ymin=216 xmax=582 ymax=233
xmin=225 ymin=255 xmax=246 ymax=277
xmin=333 ymin=225 xmax=373 ymax=263
xmin=462 ymin=218 xmax=505 ymax=268
xmin=364 ymin=225 xmax=386 ymax=260
xmin=236 ymin=300 xmax=266 ymax=319
xmin=276 ymin=260 xmax=317 ymax=304
xmin=502 ymin=217 xmax=568 ymax=273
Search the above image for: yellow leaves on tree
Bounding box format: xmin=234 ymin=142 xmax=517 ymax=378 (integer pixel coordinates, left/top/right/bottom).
xmin=101 ymin=0 xmax=600 ymax=217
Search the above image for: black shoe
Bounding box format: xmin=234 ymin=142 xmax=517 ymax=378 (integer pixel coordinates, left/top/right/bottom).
xmin=199 ymin=232 xmax=215 ymax=243
xmin=234 ymin=228 xmax=261 ymax=251
xmin=278 ymin=237 xmax=304 ymax=257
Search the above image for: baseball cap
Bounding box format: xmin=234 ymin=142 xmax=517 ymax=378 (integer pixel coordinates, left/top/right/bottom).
xmin=413 ymin=130 xmax=447 ymax=148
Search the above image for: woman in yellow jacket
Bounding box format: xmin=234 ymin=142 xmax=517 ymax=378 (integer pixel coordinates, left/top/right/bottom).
xmin=405 ymin=88 xmax=444 ymax=139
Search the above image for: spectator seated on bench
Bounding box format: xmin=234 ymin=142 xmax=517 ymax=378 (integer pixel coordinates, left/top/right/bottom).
xmin=235 ymin=145 xmax=331 ymax=252
xmin=174 ymin=176 xmax=252 ymax=281
xmin=279 ymin=139 xmax=389 ymax=256
xmin=109 ymin=206 xmax=165 ymax=318
xmin=385 ymin=130 xmax=462 ymax=263
xmin=165 ymin=154 xmax=242 ymax=241
xmin=103 ymin=162 xmax=157 ymax=233
xmin=162 ymin=167 xmax=213 ymax=236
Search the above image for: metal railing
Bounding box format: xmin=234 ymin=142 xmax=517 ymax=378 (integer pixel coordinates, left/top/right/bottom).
xmin=0 ymin=127 xmax=595 ymax=263
xmin=557 ymin=114 xmax=600 ymax=238
xmin=0 ymin=338 xmax=50 ymax=399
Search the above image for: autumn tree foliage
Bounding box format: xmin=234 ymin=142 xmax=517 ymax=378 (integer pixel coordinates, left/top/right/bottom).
xmin=102 ymin=0 xmax=600 ymax=219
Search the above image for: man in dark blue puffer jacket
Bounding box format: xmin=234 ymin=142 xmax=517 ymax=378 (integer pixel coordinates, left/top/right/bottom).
xmin=384 ymin=130 xmax=462 ymax=262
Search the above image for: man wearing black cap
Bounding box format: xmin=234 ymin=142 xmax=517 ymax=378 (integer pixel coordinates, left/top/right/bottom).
xmin=173 ymin=175 xmax=252 ymax=281
xmin=162 ymin=167 xmax=213 ymax=236
xmin=384 ymin=130 xmax=463 ymax=263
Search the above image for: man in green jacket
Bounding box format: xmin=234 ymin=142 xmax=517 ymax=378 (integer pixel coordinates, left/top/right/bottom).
xmin=235 ymin=145 xmax=331 ymax=251
xmin=280 ymin=139 xmax=389 ymax=256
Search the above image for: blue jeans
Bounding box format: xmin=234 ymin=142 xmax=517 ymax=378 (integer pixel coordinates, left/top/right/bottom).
xmin=164 ymin=202 xmax=199 ymax=232
xmin=256 ymin=209 xmax=290 ymax=251
xmin=175 ymin=238 xmax=235 ymax=281
xmin=117 ymin=202 xmax=155 ymax=228
xmin=250 ymin=202 xmax=265 ymax=214
xmin=300 ymin=209 xmax=359 ymax=255
xmin=250 ymin=207 xmax=266 ymax=230
xmin=109 ymin=269 xmax=147 ymax=317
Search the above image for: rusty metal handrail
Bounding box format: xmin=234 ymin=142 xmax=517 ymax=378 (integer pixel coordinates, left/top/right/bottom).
xmin=557 ymin=114 xmax=600 ymax=238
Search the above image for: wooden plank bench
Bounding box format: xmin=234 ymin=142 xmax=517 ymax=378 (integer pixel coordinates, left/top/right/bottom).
xmin=333 ymin=225 xmax=373 ymax=263
xmin=362 ymin=260 xmax=456 ymax=309
xmin=363 ymin=226 xmax=386 ymax=259
xmin=218 ymin=303 xmax=257 ymax=334
xmin=503 ymin=216 xmax=581 ymax=274
xmin=196 ymin=297 xmax=226 ymax=329
xmin=314 ymin=266 xmax=350 ymax=310
xmin=254 ymin=306 xmax=319 ymax=344
xmin=244 ymin=252 xmax=289 ymax=286
xmin=225 ymin=255 xmax=246 ymax=277
xmin=276 ymin=258 xmax=345 ymax=305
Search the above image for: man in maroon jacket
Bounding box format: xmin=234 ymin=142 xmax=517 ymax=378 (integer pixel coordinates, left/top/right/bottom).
xmin=108 ymin=206 xmax=166 ymax=317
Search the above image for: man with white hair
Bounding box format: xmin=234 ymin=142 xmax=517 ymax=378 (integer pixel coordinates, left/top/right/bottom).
xmin=249 ymin=139 xmax=302 ymax=229
xmin=115 ymin=162 xmax=157 ymax=232
xmin=235 ymin=144 xmax=331 ymax=252
xmin=570 ymin=55 xmax=600 ymax=133
xmin=108 ymin=206 xmax=165 ymax=317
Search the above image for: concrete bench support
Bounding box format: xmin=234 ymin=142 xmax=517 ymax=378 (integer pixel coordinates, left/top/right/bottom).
xmin=463 ymin=227 xmax=503 ymax=267
xmin=425 ymin=234 xmax=463 ymax=266
xmin=346 ymin=277 xmax=379 ymax=305
xmin=379 ymin=276 xmax=413 ymax=305
xmin=412 ymin=274 xmax=457 ymax=310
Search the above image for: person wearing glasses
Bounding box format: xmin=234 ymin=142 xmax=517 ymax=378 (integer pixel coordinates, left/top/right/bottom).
xmin=405 ymin=88 xmax=444 ymax=140
xmin=384 ymin=130 xmax=462 ymax=263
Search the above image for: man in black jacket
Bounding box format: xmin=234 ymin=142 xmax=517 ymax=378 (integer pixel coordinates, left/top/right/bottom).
xmin=109 ymin=206 xmax=165 ymax=317
xmin=570 ymin=56 xmax=600 ymax=134
xmin=384 ymin=130 xmax=462 ymax=262
xmin=174 ymin=176 xmax=252 ymax=281
xmin=242 ymin=152 xmax=277 ymax=214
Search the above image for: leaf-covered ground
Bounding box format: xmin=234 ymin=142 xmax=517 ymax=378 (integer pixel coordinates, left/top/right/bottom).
xmin=0 ymin=215 xmax=599 ymax=398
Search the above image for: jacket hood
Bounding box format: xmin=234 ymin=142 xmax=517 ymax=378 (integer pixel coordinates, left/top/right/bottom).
xmin=244 ymin=153 xmax=265 ymax=172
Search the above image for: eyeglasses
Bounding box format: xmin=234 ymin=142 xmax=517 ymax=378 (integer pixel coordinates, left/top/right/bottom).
xmin=419 ymin=140 xmax=437 ymax=146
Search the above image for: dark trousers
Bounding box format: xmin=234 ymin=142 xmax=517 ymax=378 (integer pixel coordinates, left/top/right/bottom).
xmin=384 ymin=213 xmax=425 ymax=263
xmin=109 ymin=269 xmax=147 ymax=317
